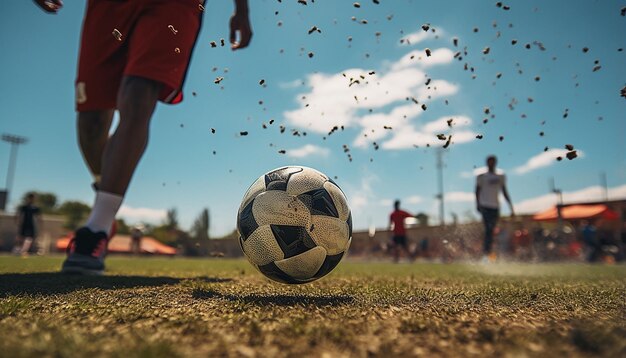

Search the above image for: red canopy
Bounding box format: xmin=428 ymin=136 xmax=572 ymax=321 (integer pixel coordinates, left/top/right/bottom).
xmin=533 ymin=204 xmax=619 ymax=221
xmin=57 ymin=234 xmax=177 ymax=255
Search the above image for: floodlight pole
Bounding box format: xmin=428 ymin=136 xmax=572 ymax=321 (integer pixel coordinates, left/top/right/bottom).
xmin=550 ymin=177 xmax=563 ymax=230
xmin=2 ymin=133 xmax=28 ymax=211
xmin=436 ymin=148 xmax=445 ymax=227
xmin=600 ymin=172 xmax=608 ymax=202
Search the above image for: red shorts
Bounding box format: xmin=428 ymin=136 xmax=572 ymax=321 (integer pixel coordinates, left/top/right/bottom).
xmin=75 ymin=0 xmax=203 ymax=111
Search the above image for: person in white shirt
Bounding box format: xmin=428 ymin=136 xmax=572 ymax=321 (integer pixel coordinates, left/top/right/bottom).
xmin=475 ymin=155 xmax=515 ymax=258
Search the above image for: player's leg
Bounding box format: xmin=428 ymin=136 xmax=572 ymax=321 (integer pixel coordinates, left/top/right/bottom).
xmin=78 ymin=110 xmax=114 ymax=185
xmin=483 ymin=209 xmax=498 ymax=256
xmin=392 ymin=236 xmax=401 ymax=262
xmin=61 ymin=0 xmax=134 ymax=275
xmin=405 ymin=240 xmax=416 ymax=262
xmin=12 ymin=235 xmax=24 ymax=255
xmin=63 ymin=0 xmax=201 ymax=275
xmin=481 ymin=211 xmax=491 ymax=258
xmin=99 ymin=76 xmax=160 ymax=195
xmin=20 ymin=236 xmax=34 ymax=256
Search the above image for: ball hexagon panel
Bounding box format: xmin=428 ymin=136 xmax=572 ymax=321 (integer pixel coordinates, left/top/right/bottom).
xmin=285 ymin=167 xmax=328 ymax=196
xmin=257 ymin=261 xmax=302 ymax=284
xmin=241 ymin=225 xmax=285 ymax=266
xmin=323 ymin=181 xmax=350 ymax=221
xmin=311 ymin=251 xmax=345 ymax=280
xmin=264 ymin=166 xmax=303 ymax=191
xmin=270 ymin=224 xmax=317 ymax=259
xmin=252 ymin=190 xmax=311 ymax=228
xmin=347 ymin=212 xmax=353 ymax=238
xmin=274 ymin=246 xmax=327 ymax=280
xmin=237 ymin=199 xmax=259 ymax=240
xmin=239 ymin=175 xmax=265 ymax=212
xmin=297 ymin=188 xmax=339 ymax=218
xmin=309 ymin=215 xmax=350 ymax=255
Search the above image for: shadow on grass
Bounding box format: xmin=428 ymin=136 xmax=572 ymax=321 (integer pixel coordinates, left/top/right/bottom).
xmin=0 ymin=273 xmax=231 ymax=297
xmin=192 ymin=288 xmax=354 ymax=307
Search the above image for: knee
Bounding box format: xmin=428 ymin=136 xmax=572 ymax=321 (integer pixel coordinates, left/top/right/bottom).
xmin=78 ymin=111 xmax=112 ymax=139
xmin=118 ymin=76 xmax=161 ymax=108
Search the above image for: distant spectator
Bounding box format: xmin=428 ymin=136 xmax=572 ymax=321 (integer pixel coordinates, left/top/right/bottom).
xmin=582 ymin=220 xmax=599 ymax=262
xmin=419 ymin=237 xmax=430 ymax=259
xmin=130 ymin=226 xmax=144 ymax=255
xmin=13 ymin=193 xmax=43 ymax=256
xmin=388 ymin=200 xmax=415 ymax=263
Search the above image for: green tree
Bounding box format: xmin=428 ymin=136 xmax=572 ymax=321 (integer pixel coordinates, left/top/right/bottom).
xmin=191 ymin=208 xmax=210 ymax=241
xmin=58 ymin=201 xmax=91 ymax=230
xmin=415 ymin=212 xmax=429 ymax=227
xmin=116 ymin=218 xmax=131 ymax=235
xmin=165 ymin=208 xmax=179 ymax=231
xmin=144 ymin=208 xmax=180 ymax=245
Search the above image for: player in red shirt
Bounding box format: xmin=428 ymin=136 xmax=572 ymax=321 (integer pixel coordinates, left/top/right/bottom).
xmin=389 ymin=200 xmax=416 ymax=262
xmin=33 ymin=0 xmax=252 ymax=274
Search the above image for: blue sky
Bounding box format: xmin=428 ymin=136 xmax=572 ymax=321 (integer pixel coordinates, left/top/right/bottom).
xmin=1 ymin=0 xmax=625 ymax=236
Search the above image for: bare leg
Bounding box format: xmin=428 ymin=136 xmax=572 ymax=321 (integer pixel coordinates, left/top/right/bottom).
xmin=78 ymin=110 xmax=114 ymax=179
xmin=100 ymin=76 xmax=161 ymax=195
xmin=20 ymin=237 xmax=34 ymax=255
xmin=12 ymin=236 xmax=24 ymax=254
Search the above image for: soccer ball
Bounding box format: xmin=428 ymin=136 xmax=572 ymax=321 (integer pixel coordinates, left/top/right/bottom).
xmin=237 ymin=166 xmax=352 ymax=284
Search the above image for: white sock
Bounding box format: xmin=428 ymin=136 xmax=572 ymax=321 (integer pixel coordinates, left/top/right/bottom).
xmin=85 ymin=191 xmax=123 ymax=235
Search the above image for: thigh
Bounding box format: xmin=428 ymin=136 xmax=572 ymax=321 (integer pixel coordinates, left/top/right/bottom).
xmin=76 ymin=1 xmax=138 ymax=111
xmin=486 ymin=209 xmax=499 ymax=227
xmin=124 ymin=0 xmax=203 ymax=104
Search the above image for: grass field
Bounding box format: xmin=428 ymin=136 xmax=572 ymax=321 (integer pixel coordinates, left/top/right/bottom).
xmin=0 ymin=256 xmax=624 ymax=357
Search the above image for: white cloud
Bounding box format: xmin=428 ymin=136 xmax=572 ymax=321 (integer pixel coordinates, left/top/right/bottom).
xmin=446 ymin=191 xmax=474 ymax=202
xmin=513 ymin=149 xmax=585 ymax=175
xmin=118 ymin=205 xmax=167 ymax=223
xmin=515 ymin=184 xmax=626 ymax=214
xmin=381 ymin=115 xmax=476 ymax=150
xmin=398 ymin=26 xmax=446 ymax=46
xmin=399 ymin=31 xmax=429 ymax=46
xmin=282 ymin=34 xmax=473 ymax=153
xmin=285 ymin=144 xmax=330 ymax=158
xmin=390 ymin=48 xmax=454 ymax=71
xmin=278 ymin=79 xmax=305 ymax=89
xmin=406 ymin=195 xmax=423 ymax=204
xmin=344 ymin=173 xmax=379 ymax=213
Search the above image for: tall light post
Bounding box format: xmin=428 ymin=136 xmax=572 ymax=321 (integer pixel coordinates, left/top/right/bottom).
xmin=436 ymin=148 xmax=445 ymax=227
xmin=1 ymin=133 xmax=28 ymax=211
xmin=549 ymin=177 xmax=563 ymax=231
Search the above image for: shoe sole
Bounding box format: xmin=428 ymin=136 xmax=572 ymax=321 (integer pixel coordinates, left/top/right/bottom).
xmin=61 ymin=266 xmax=104 ymax=275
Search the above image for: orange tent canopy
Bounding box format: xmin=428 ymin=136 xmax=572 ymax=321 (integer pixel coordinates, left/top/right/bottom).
xmin=533 ymin=204 xmax=618 ymax=221
xmin=57 ymin=234 xmax=177 ymax=255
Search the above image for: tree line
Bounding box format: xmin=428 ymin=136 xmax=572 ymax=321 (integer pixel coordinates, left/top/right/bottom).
xmin=19 ymin=191 xmax=215 ymax=255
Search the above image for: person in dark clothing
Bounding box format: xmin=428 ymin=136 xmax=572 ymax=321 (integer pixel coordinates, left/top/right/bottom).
xmin=13 ymin=193 xmax=43 ymax=255
xmin=582 ymin=219 xmax=601 ymax=262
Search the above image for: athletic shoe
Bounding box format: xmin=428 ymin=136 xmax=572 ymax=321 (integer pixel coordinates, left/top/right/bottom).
xmin=61 ymin=227 xmax=109 ymax=275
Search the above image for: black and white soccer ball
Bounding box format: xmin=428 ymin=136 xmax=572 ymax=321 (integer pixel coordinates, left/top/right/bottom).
xmin=237 ymin=166 xmax=352 ymax=284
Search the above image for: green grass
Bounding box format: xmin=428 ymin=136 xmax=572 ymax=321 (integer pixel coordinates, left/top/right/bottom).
xmin=0 ymin=255 xmax=624 ymax=357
